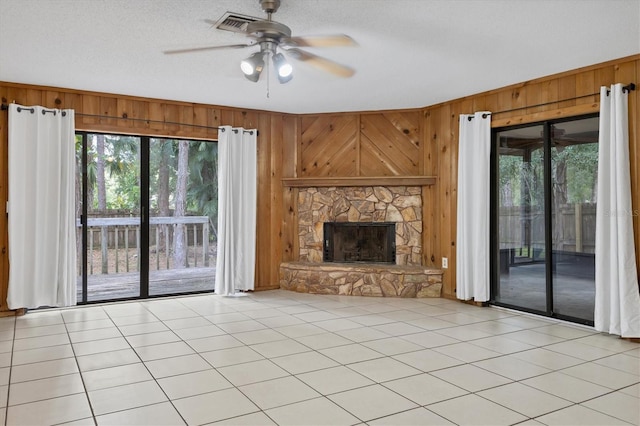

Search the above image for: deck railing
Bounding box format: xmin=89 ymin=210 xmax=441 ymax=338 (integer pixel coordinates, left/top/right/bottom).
xmin=77 ymin=216 xmax=212 ymax=274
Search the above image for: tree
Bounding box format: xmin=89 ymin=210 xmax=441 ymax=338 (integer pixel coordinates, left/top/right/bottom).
xmin=187 ymin=142 xmax=219 ymax=239
xmin=498 ymin=155 xmax=522 ymax=207
xmin=551 ymin=142 xmax=598 ymax=251
xmin=95 ymin=134 xmax=108 ymax=274
xmin=173 ymin=140 xmax=189 ymax=268
xmin=552 ymin=147 xmax=568 ymax=250
xmin=156 ymin=140 xmax=172 ymax=217
xmin=155 ymin=139 xmax=173 ymax=258
xmin=499 ymin=139 xmax=598 ymax=255
xmin=104 ymin=135 xmax=140 ymax=210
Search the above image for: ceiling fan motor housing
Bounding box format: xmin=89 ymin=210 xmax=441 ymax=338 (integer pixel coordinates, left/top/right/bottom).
xmin=260 ymin=0 xmax=281 ymax=14
xmin=247 ymin=20 xmax=291 ymax=40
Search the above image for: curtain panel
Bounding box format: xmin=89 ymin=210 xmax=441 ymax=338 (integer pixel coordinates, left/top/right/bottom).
xmin=215 ymin=126 xmax=258 ymax=296
xmin=7 ymin=104 xmax=77 ymax=309
xmin=456 ymin=112 xmax=492 ymax=302
xmin=595 ymin=84 xmax=640 ymax=337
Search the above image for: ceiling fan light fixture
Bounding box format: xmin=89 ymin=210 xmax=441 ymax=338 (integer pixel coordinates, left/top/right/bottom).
xmin=165 ymin=0 xmax=356 ymax=84
xmin=272 ymin=52 xmax=293 ymax=83
xmin=240 ymin=52 xmax=264 ymax=82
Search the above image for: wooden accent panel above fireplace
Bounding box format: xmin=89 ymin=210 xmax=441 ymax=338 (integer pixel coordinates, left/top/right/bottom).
xmin=299 ymin=111 xmax=424 ymax=178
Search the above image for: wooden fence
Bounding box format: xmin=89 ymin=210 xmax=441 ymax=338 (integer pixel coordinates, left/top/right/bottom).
xmin=499 ymin=203 xmax=596 ymax=254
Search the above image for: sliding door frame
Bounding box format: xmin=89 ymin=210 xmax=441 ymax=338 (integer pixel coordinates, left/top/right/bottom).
xmin=490 ymin=114 xmax=598 ymax=326
xmin=77 ymin=132 xmax=216 ymax=304
xmin=80 ymin=133 xmax=88 ymax=303
xmin=140 ymin=135 xmax=150 ymax=299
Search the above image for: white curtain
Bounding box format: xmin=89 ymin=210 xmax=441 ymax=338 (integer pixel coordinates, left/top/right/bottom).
xmin=215 ymin=126 xmax=257 ymax=295
xmin=595 ymin=84 xmax=640 ymax=338
xmin=7 ymin=105 xmax=77 ymax=309
xmin=456 ymin=112 xmax=492 ymax=302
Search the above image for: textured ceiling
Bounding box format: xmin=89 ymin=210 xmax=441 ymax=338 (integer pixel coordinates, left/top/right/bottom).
xmin=1 ymin=0 xmax=639 ymax=114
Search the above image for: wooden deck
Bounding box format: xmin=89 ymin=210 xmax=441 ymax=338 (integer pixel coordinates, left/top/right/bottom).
xmin=79 ymin=267 xmax=216 ymax=302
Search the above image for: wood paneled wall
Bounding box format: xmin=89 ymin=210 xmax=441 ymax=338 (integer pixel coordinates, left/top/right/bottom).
xmin=291 ymin=55 xmax=640 ymax=299
xmin=424 ymin=55 xmax=639 ymax=298
xmin=0 ymin=84 xmax=297 ymax=312
xmin=0 ymin=54 xmax=638 ymax=310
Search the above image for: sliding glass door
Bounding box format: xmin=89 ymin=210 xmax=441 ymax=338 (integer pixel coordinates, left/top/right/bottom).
xmin=492 ymin=115 xmax=599 ymax=324
xmin=493 ymin=124 xmax=547 ymax=313
xmin=77 ymin=134 xmax=142 ymax=302
xmin=549 ymin=119 xmax=599 ymax=320
xmin=148 ymin=138 xmax=217 ymax=296
xmin=77 ymin=133 xmax=217 ymax=303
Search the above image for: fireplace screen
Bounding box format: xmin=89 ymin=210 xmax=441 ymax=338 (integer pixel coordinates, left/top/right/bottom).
xmin=323 ymin=222 xmax=396 ymax=264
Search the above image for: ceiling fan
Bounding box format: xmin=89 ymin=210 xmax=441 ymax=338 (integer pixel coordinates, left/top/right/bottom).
xmin=164 ymin=0 xmax=357 ymax=83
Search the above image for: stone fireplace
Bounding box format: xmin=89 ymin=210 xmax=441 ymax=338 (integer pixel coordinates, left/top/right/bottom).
xmin=280 ymin=186 xmax=443 ymax=298
xmin=297 ymin=186 xmax=423 ymax=265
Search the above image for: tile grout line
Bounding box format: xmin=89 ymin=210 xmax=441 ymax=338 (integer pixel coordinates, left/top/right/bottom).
xmin=3 ymin=316 xmax=17 ymax=426
xmin=104 ymin=303 xmax=191 ymax=425
xmin=62 ymin=309 xmax=100 ymax=426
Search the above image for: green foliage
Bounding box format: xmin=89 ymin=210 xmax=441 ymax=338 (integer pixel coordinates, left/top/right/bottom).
xmin=498 ymin=149 xmax=544 ymax=207
xmin=187 ymin=142 xmax=218 ymax=225
xmin=82 ymin=135 xmax=219 ymax=226
xmin=94 ymin=135 xmax=140 ymax=210
xmin=149 ymin=138 xmax=177 ymax=211
xmin=556 ymin=144 xmax=598 ymax=203
xmin=499 ymin=143 xmax=598 ymax=207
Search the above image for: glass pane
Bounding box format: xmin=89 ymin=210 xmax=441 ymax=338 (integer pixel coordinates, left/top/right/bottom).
xmin=148 ymin=139 xmax=217 ymax=296
xmin=85 ymin=134 xmax=141 ymax=301
xmin=495 ymin=125 xmax=547 ymax=312
xmin=551 ymin=117 xmax=598 ymax=321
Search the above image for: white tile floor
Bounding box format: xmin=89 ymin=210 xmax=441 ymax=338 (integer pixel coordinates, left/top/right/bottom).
xmin=0 ymin=290 xmax=638 ymax=425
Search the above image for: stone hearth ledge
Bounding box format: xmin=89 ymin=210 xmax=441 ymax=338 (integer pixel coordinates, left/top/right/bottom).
xmin=279 ymin=261 xmax=443 ymax=298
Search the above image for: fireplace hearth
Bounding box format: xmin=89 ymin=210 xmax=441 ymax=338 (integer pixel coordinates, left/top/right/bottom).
xmin=323 ymin=222 xmax=396 ymax=264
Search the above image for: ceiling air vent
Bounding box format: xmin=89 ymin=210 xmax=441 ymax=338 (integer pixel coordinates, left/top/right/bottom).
xmin=214 ymin=12 xmax=260 ymax=33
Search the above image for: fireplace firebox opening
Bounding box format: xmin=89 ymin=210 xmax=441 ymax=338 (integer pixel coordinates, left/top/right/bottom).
xmin=323 ymin=222 xmax=396 ymax=264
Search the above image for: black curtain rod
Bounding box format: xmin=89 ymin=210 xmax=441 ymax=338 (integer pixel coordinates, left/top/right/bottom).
xmin=492 ymin=92 xmax=597 ymax=116
xmin=467 ymin=113 xmax=491 ymax=121
xmin=608 ymin=82 xmax=636 ymax=95
xmin=0 ymin=105 xmax=259 ymax=134
xmin=70 ymin=111 xmax=224 ymax=132
xmin=493 ymin=82 xmax=635 ymax=116
xmin=0 ymin=104 xmax=67 ymax=116
xmin=219 ymin=127 xmax=257 ymax=136
xmin=0 ymin=105 xmax=237 ymax=132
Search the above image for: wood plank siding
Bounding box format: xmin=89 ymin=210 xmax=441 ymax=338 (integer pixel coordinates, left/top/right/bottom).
xmin=0 ymin=54 xmax=638 ymax=311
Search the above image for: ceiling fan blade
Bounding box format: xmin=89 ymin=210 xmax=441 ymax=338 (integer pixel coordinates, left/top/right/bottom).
xmin=163 ymin=44 xmax=250 ymax=55
xmin=284 ymin=34 xmax=357 ymax=48
xmin=286 ymin=48 xmax=355 ymax=78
